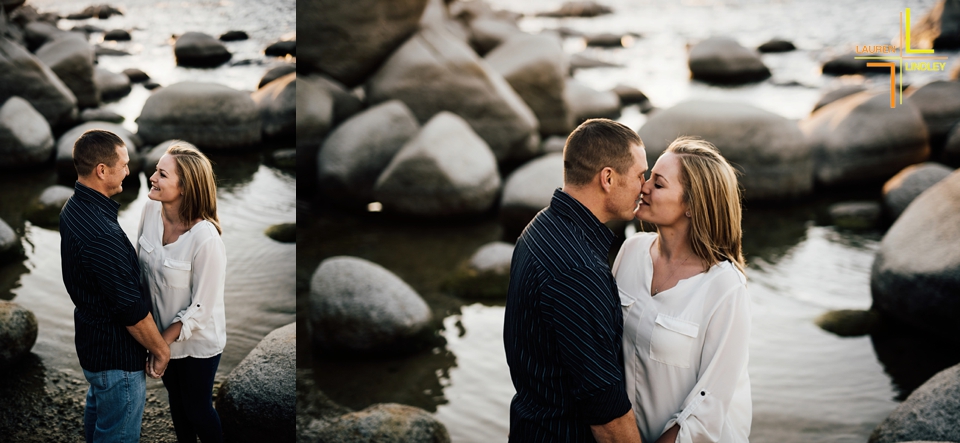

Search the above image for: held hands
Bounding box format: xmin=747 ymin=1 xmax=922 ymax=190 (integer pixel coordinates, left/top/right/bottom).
xmin=146 ymin=345 xmax=170 ymax=379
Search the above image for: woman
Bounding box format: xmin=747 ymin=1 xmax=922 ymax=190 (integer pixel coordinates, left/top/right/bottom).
xmin=612 ymin=137 xmax=751 ymax=443
xmin=137 ymin=141 xmax=226 ymax=443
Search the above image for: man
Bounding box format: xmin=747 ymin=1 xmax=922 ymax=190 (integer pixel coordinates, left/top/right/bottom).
xmin=504 ymin=119 xmax=647 ymax=443
xmin=61 ymin=129 xmax=170 ymax=442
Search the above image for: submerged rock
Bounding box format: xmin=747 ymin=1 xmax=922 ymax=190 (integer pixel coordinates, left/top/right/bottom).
xmin=0 ymin=96 xmax=55 ymax=169
xmin=828 ymin=201 xmax=881 ymax=229
xmin=757 ymin=39 xmax=795 ymax=53
xmin=308 ymin=403 xmax=451 ymax=443
xmin=868 ymin=362 xmax=960 ymax=442
xmin=26 ymin=185 xmax=74 ymax=227
xmin=443 ymin=242 xmax=514 ymax=299
xmin=815 ymin=309 xmax=882 ymax=337
xmin=499 ymin=153 xmax=564 ymax=237
xmin=265 ymin=223 xmax=295 ymax=243
xmin=882 ymin=162 xmax=954 ymax=219
xmin=137 ymin=82 xmax=261 ymax=149
xmin=0 ymin=300 xmax=38 ymax=370
xmin=688 ymin=37 xmax=771 ymax=84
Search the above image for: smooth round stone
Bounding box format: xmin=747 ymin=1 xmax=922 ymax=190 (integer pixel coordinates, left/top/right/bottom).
xmin=258 ymin=64 xmax=295 ymax=89
xmin=0 ymin=96 xmax=55 ymax=169
xmin=24 ymin=21 xmax=64 ymax=52
xmin=536 ymin=1 xmax=613 ymax=17
xmin=310 ymin=404 xmax=451 ymax=443
xmin=812 ymin=85 xmax=867 ymax=113
xmin=55 ymin=121 xmax=141 ymax=182
xmin=103 ymin=29 xmax=130 ymax=41
xmin=0 ymin=217 xmax=21 ymax=262
xmin=757 ymin=39 xmax=796 ymax=52
xmin=217 ymin=323 xmax=295 ymax=443
xmin=469 ymin=241 xmax=514 ymax=274
xmin=906 ymin=81 xmax=960 ymax=150
xmin=612 ymin=84 xmax=653 ymax=111
xmin=815 ymin=309 xmax=882 ymax=337
xmin=1 ymin=37 xmax=80 ymax=127
xmin=688 ymin=36 xmax=771 ymax=84
xmin=121 ymin=68 xmax=149 ymax=83
xmin=0 ymin=300 xmax=38 ymax=370
xmin=142 ymin=140 xmax=180 ymax=173
xmin=306 ymin=74 xmax=364 ymax=126
xmin=499 ymin=153 xmax=564 ymax=236
xmin=94 ymin=67 xmax=131 ymax=101
xmin=35 ymin=34 xmax=98 ymax=108
xmin=137 ymin=82 xmax=261 ymax=149
xmin=26 ymin=185 xmax=74 ymax=227
xmin=219 ymin=30 xmax=248 ymax=41
xmin=264 ymin=40 xmax=295 ymax=57
xmin=174 ymin=32 xmax=231 ymax=67
xmin=828 ymin=201 xmax=881 ymax=229
xmin=79 ymin=108 xmax=124 ymax=123
xmin=564 ymin=79 xmax=620 ymax=123
xmin=264 ymin=223 xmax=295 ymax=243
xmin=466 ymin=16 xmax=522 ymax=56
xmin=309 ymin=256 xmax=433 ymax=355
xmin=883 ymin=163 xmax=954 ymax=219
xmin=868 ymin=363 xmax=960 ymax=443
xmin=251 ymin=73 xmax=294 ymax=139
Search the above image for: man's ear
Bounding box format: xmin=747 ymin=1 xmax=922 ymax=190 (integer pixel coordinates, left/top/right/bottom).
xmin=95 ymin=163 xmax=107 ymax=180
xmin=599 ymin=167 xmax=614 ymax=193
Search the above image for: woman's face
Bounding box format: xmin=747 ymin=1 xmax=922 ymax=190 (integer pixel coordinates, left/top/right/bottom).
xmin=635 ymin=152 xmax=689 ymax=226
xmin=148 ymin=154 xmax=183 ymax=204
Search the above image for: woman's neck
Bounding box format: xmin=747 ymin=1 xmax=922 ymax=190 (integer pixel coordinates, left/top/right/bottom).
xmin=656 ymin=224 xmax=693 ymax=262
xmin=161 ymin=201 xmax=184 ymax=228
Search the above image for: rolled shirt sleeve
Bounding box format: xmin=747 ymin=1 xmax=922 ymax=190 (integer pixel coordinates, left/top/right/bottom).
xmin=664 ymin=284 xmax=751 ymax=443
xmin=541 ymin=266 xmax=632 ymax=425
xmin=173 ymin=235 xmax=226 ymax=342
xmin=81 ymin=233 xmax=150 ymax=326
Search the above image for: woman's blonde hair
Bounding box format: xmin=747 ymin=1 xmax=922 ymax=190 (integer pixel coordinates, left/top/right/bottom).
xmin=166 ymin=141 xmax=222 ymax=235
xmin=664 ymin=136 xmax=745 ymax=274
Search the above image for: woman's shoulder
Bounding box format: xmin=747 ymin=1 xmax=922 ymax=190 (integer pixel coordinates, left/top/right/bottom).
xmin=189 ymin=220 xmax=222 ymax=244
xmin=622 ymin=231 xmax=657 ymax=251
xmin=703 ymin=261 xmax=747 ymax=294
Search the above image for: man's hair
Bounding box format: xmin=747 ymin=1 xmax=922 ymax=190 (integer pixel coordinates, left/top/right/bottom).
xmin=563 ymin=118 xmax=642 ymax=186
xmin=165 ymin=141 xmax=222 ymax=235
xmin=73 ymin=130 xmax=124 ymax=177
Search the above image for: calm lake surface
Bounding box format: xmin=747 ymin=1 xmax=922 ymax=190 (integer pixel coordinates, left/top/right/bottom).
xmin=0 ymin=0 xmax=295 ymax=415
xmin=300 ymin=0 xmax=960 ymax=442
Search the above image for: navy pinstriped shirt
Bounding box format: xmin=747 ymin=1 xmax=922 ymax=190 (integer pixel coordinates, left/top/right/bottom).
xmin=61 ymin=182 xmax=151 ymax=372
xmin=504 ymin=189 xmax=632 ymax=442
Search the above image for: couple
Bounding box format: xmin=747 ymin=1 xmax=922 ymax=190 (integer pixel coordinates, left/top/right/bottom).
xmin=60 ymin=130 xmax=227 ymax=442
xmin=505 ymin=119 xmax=751 ymax=443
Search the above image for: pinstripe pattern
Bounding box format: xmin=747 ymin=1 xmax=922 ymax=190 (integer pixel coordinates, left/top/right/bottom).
xmin=504 ymin=189 xmax=632 ymax=442
xmin=61 ymin=182 xmax=151 ymax=372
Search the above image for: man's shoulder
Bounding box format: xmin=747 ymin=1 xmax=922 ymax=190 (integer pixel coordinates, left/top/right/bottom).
xmin=61 ymin=197 xmax=122 ymax=242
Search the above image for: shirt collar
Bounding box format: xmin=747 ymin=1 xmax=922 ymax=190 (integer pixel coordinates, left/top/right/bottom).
xmin=549 ymin=188 xmax=616 ymax=257
xmin=73 ymin=181 xmax=121 ymax=219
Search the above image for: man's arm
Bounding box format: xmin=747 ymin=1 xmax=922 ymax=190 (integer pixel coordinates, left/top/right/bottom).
xmin=126 ymin=312 xmax=169 ymax=377
xmin=591 ymin=411 xmax=643 ymax=443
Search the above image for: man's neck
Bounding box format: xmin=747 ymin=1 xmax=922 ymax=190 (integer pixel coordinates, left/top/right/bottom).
xmin=561 ymin=185 xmax=611 ymax=224
xmin=77 ymin=176 xmax=112 ymax=198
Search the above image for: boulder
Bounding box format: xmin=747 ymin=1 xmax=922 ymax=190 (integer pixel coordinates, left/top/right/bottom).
xmin=801 ymin=91 xmax=930 ymax=187
xmin=908 ymin=0 xmax=960 ymax=49
xmin=173 ymin=32 xmax=231 ymax=67
xmin=568 ymin=52 xmax=622 ymax=72
xmin=265 ymin=40 xmax=295 ymax=57
xmin=265 ymin=223 xmax=295 ymax=243
xmin=828 ymin=201 xmax=881 ymax=229
xmin=688 ymin=37 xmax=771 ymax=84
xmin=251 ymin=72 xmax=295 ymax=139
xmin=812 ymin=85 xmax=867 ymax=112
xmin=641 ymin=100 xmax=813 ymax=200
xmin=942 ymin=121 xmax=960 ymax=164
xmin=486 ymin=34 xmax=571 ymax=136
xmin=143 ymin=80 xmax=160 ymax=90
xmin=318 ymin=100 xmax=419 ymax=203
xmin=822 ymin=53 xmax=899 ymax=76
xmin=420 ymin=0 xmax=470 ymax=42
xmin=93 ymin=67 xmax=130 ymax=101
xmin=564 ymin=79 xmax=621 ymax=124
xmin=540 ymin=135 xmax=567 ymax=154
xmin=217 ymin=323 xmax=296 ymax=443
xmin=70 ymin=24 xmax=105 ymax=34
xmin=23 ymin=21 xmax=63 ymax=52
xmin=612 ymin=84 xmax=653 ymax=112
xmin=259 ymin=64 xmax=295 ymax=89
xmin=882 ymin=162 xmax=954 ymax=219
xmin=68 ymin=4 xmax=123 ymax=20
xmin=94 ymin=45 xmax=129 ymax=56
xmin=0 ymin=217 xmax=20 ymax=262
xmin=304 ymin=74 xmax=363 ymax=126
xmin=906 ymin=80 xmax=960 ymax=151
xmin=35 ymin=34 xmax=98 ymax=109
xmin=296 ymin=78 xmax=332 ymax=149
xmin=500 ymin=153 xmax=564 ymax=236
xmin=26 ymin=185 xmax=74 ymax=227
xmin=143 ymin=140 xmax=179 ymax=172
xmin=366 ymin=25 xmax=540 ymax=162
xmin=443 ymin=241 xmax=515 ymax=298
xmin=219 ymin=30 xmax=248 ymax=41
xmin=270 ymin=148 xmax=295 ymax=170
xmin=871 ymin=169 xmax=960 ymax=339
xmin=0 ymin=96 xmax=55 ymax=169
xmin=2 ymin=0 xmax=26 ymax=13
xmin=585 ymin=32 xmax=627 ymax=47
xmin=0 ymin=300 xmax=38 ymax=370
xmin=103 ymin=29 xmax=129 ymax=41
xmin=374 ymin=112 xmax=501 ymax=216
xmin=137 ymin=82 xmax=261 ymax=149
xmin=120 ymin=68 xmax=148 ymax=83
xmin=815 ymin=309 xmax=882 ymax=337
xmin=301 ymin=0 xmax=429 ymax=87
xmin=757 ymin=39 xmax=796 ymax=53
xmin=868 ymin=362 xmax=960 ymax=442
xmin=55 ymin=121 xmax=140 ymax=183
xmin=309 ymin=403 xmax=451 ymax=443
xmin=537 ymin=1 xmax=613 ymax=17
xmin=79 ymin=108 xmax=123 ymax=123
xmin=466 ymin=16 xmax=521 ymax=55
xmin=0 ymin=37 xmax=79 ymax=128
xmin=309 ymin=256 xmax=433 ymax=355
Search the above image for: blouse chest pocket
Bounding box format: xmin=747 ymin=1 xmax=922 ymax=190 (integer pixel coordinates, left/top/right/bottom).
xmin=649 ymin=313 xmax=699 ymax=368
xmin=618 ymin=288 xmax=636 ymax=317
xmin=138 ymin=236 xmax=154 ymax=254
xmin=162 ymin=258 xmax=192 ymax=289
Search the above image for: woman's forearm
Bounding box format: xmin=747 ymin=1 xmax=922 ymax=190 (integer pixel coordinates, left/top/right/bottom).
xmin=161 ymin=321 xmax=183 ymax=344
xmin=655 ymin=424 xmax=679 ymax=443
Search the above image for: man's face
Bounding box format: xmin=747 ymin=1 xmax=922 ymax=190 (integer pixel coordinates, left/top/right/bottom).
xmin=607 ymin=143 xmax=648 ymax=221
xmin=103 ymin=145 xmax=130 ymax=197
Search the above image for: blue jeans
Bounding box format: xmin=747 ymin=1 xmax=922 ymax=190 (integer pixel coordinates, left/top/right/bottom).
xmin=82 ymin=368 xmax=146 ymax=443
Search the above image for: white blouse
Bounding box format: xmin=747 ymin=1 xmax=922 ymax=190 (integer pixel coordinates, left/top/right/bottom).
xmin=136 ymin=199 xmax=227 ymax=359
xmin=612 ymin=233 xmax=751 ymax=443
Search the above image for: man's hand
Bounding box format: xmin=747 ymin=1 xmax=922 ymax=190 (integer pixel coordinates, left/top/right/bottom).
xmin=148 ymin=351 xmax=169 ymax=378
xmin=127 ymin=312 xmax=170 ymax=377
xmin=591 ymin=411 xmax=643 ymax=443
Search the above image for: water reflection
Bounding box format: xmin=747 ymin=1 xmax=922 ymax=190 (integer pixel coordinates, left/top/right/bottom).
xmin=870 ymin=316 xmax=960 ymax=401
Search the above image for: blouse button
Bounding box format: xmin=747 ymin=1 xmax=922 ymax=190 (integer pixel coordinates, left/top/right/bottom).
xmin=700 ymin=391 xmax=705 ymax=396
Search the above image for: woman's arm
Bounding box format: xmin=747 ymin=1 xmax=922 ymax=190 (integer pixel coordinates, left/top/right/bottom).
xmin=161 ymin=321 xmax=182 ymax=345
xmin=655 ymin=424 xmax=678 ymax=443
xmin=171 ymin=234 xmax=226 ymax=342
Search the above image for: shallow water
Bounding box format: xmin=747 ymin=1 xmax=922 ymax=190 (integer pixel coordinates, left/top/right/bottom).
xmin=0 ymin=0 xmax=295 ymax=418
xmin=301 ymin=0 xmax=960 ymax=441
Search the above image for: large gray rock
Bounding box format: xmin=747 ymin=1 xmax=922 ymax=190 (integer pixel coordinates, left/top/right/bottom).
xmin=812 ymin=85 xmax=867 ymax=113
xmin=0 ymin=36 xmax=78 ymax=128
xmin=688 ymin=36 xmax=771 ymax=84
xmin=23 ymin=21 xmax=64 ymax=52
xmin=93 ymin=67 xmax=131 ymax=101
xmin=301 ymin=0 xmax=428 ymax=87
xmin=366 ymin=25 xmax=540 ymax=163
xmin=906 ymin=81 xmax=960 ymax=150
xmin=295 ymin=78 xmax=332 ymax=149
xmin=374 ymin=111 xmax=502 ymax=216
xmin=217 ymin=322 xmax=295 ymax=443
xmin=251 ymin=72 xmax=294 ymax=139
xmin=0 ymin=217 xmax=20 ymax=262
xmin=868 ymin=362 xmax=960 ymax=442
xmin=942 ymin=120 xmax=960 ymax=164
xmin=871 ymin=169 xmax=960 ymax=339
xmin=466 ymin=16 xmax=521 ymax=55
xmin=137 ymin=82 xmax=261 ymax=149
xmin=882 ymin=162 xmax=954 ymax=219
xmin=499 ymin=153 xmax=564 ymax=235
xmin=26 ymin=185 xmax=74 ymax=227
xmin=308 ymin=403 xmax=451 ymax=443
xmin=35 ymin=34 xmax=98 ymax=108
xmin=259 ymin=63 xmax=295 ymax=89
xmin=318 ymin=100 xmax=419 ymax=203
xmin=469 ymin=241 xmax=514 ymax=274
xmin=173 ymin=32 xmax=230 ymax=67
xmin=56 ymin=121 xmax=140 ymax=183
xmin=79 ymin=108 xmax=124 ymax=123
xmin=486 ymin=34 xmax=571 ymax=136
xmin=909 ymin=0 xmax=960 ymax=49
xmin=309 ymin=256 xmax=433 ymax=355
xmin=564 ymin=79 xmax=621 ymax=123
xmin=143 ymin=140 xmax=179 ymax=172
xmin=0 ymin=300 xmax=37 ymax=370
xmin=0 ymin=96 xmax=54 ymax=169
xmin=801 ymin=91 xmax=930 ymax=187
xmin=640 ymin=100 xmax=813 ymax=200
xmin=305 ymin=74 xmax=364 ymax=126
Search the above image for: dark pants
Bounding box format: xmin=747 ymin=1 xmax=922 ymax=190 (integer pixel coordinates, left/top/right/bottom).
xmin=161 ymin=354 xmax=223 ymax=443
